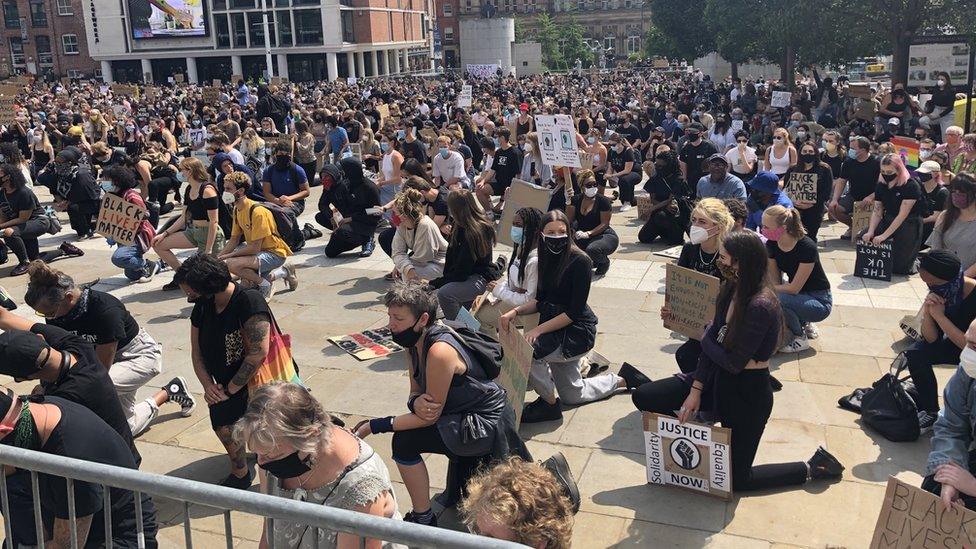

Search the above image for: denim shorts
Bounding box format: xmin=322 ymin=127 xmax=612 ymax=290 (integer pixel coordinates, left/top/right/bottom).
xmin=257 ymin=251 xmax=286 ymax=276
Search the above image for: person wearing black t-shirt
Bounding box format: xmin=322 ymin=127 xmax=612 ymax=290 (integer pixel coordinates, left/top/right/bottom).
xmin=178 ymin=254 xmax=272 ymax=489
xmin=615 ymin=114 xmax=641 ymax=148
xmin=606 ymin=134 xmax=640 ymax=211
xmin=782 ymin=141 xmax=834 ymax=240
xmin=36 ymin=147 xmax=101 ymax=239
xmin=917 ymin=161 xmax=949 ymax=247
xmin=678 ymin=123 xmax=718 ymax=193
xmin=862 ymin=153 xmax=925 ymax=275
xmin=0 ymin=163 xmax=72 ymax=277
xmin=24 ymin=261 xmax=196 ymax=436
xmin=398 ymin=123 xmax=428 ymax=167
xmin=0 ymin=392 xmax=158 ymax=548
xmin=829 ymin=136 xmax=880 ymax=236
xmin=638 ymin=150 xmax=689 ymax=245
xmin=762 ymin=205 xmax=832 ymax=354
xmin=566 ymin=170 xmax=618 ymax=276
xmin=475 ymin=127 xmax=522 ymax=214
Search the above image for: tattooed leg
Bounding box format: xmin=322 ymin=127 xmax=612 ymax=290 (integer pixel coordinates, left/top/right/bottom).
xmin=215 ymin=426 xmax=248 ymax=477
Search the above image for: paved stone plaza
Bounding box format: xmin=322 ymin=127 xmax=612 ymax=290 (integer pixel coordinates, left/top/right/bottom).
xmin=0 ymin=184 xmax=939 ymax=548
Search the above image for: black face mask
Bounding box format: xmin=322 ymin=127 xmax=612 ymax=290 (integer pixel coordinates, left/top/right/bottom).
xmin=799 ymin=153 xmax=817 ymax=165
xmin=543 ymin=234 xmax=569 ymax=255
xmin=917 ymin=172 xmax=933 ymax=183
xmin=275 ymin=155 xmax=291 ymax=169
xmin=882 ymin=173 xmax=897 ymax=183
xmin=259 ymin=451 xmax=312 ymax=478
xmin=391 ymin=320 xmax=423 ymax=348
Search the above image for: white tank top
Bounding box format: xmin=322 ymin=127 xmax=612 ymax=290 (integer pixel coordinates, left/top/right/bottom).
xmin=769 ymin=146 xmax=791 ymax=175
xmin=382 ymin=152 xmax=395 ymax=182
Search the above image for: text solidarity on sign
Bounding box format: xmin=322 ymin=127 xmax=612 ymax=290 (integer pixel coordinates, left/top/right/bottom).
xmin=643 ymin=412 xmax=732 ymax=499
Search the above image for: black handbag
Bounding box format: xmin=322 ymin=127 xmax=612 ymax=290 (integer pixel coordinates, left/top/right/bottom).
xmin=859 ymin=352 xmax=920 ymax=442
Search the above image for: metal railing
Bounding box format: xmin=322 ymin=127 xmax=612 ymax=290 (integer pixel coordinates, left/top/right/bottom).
xmin=0 ymin=445 xmax=525 ymax=549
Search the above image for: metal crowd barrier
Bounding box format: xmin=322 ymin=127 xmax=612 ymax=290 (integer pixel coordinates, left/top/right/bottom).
xmin=0 ymin=445 xmax=525 ymax=549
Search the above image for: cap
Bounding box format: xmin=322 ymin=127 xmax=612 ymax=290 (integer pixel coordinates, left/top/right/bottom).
xmin=918 ymin=249 xmax=961 ymax=281
xmin=519 ymin=102 xmax=528 ymax=112
xmin=56 ymin=148 xmax=80 ymax=163
xmin=689 ymin=122 xmax=705 ymax=133
xmin=707 ymin=153 xmax=728 ymax=165
xmin=916 ymin=160 xmax=941 ymax=174
xmin=0 ymin=330 xmax=50 ymax=379
xmin=888 ymin=117 xmax=901 ymax=126
xmin=748 ymin=171 xmax=781 ymax=194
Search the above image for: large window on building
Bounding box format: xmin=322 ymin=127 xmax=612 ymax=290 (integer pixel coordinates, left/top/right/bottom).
xmin=603 ymin=35 xmax=614 ymax=51
xmin=29 ymin=1 xmax=46 ymax=27
xmin=61 ymin=33 xmax=79 ymax=54
xmin=230 ymin=0 xmax=254 ymax=8
xmin=276 ymin=10 xmax=292 ymax=46
xmin=9 ymin=38 xmax=23 ymax=65
xmin=215 ymin=14 xmax=230 ymax=47
xmin=3 ymin=1 xmax=19 ymax=28
xmin=627 ymin=35 xmax=639 ymax=54
xmin=293 ymin=9 xmax=322 ymax=45
xmin=36 ymin=36 xmax=52 ymax=66
xmin=56 ymin=0 xmax=71 ymax=15
xmin=232 ymin=12 xmax=247 ymax=47
xmin=340 ymin=10 xmax=354 ymax=42
xmin=247 ymin=12 xmax=267 ymax=47
xmin=443 ymin=26 xmax=453 ymax=43
xmin=442 ymin=2 xmax=452 ymax=16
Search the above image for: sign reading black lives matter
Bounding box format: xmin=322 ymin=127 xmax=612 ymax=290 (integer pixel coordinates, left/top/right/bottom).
xmin=783 ymin=172 xmax=818 ymax=203
xmin=643 ymin=412 xmax=732 ymax=499
xmin=855 ymin=240 xmax=893 ymax=282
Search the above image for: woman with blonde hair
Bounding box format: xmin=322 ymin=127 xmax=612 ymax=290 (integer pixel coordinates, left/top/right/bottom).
xmin=153 ymin=157 xmax=226 ymax=290
xmin=390 ymin=187 xmax=448 ymax=282
xmin=519 ymin=132 xmax=552 ymax=187
xmin=764 ymin=127 xmax=797 ymax=177
xmin=236 ymin=382 xmax=404 ymax=549
xmin=762 ymin=205 xmax=832 ymax=353
xmin=360 ymin=127 xmax=382 ymax=173
xmin=85 ymin=108 xmax=109 ymax=143
xmin=239 ymin=127 xmax=266 ymax=174
xmin=862 ymin=153 xmax=925 ymax=275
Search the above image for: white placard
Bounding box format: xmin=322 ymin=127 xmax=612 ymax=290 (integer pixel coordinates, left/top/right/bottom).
xmin=908 ymin=42 xmax=970 ymax=88
xmin=730 ymin=120 xmax=744 ymax=132
xmin=771 ymin=91 xmax=791 ymax=108
xmin=347 ymin=77 xmax=358 ymax=85
xmin=458 ymin=84 xmax=472 ymax=108
xmin=466 ymin=64 xmax=498 ymax=79
xmin=535 ymin=114 xmax=581 ymax=168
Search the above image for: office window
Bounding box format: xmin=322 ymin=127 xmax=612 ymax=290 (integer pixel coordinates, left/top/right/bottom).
xmin=30 ymin=1 xmax=46 ymax=27
xmin=9 ymin=38 xmax=23 ymax=64
xmin=340 ymin=10 xmax=354 ymax=42
xmin=294 ymin=0 xmax=318 ymax=6
xmin=627 ymin=35 xmax=639 ymax=54
xmin=61 ymin=33 xmax=79 ymax=54
xmin=213 ymin=0 xmax=226 ymax=9
xmin=56 ymin=0 xmax=72 ymax=15
xmin=276 ymin=10 xmax=292 ymax=46
xmin=274 ymin=0 xmax=288 ymax=6
xmin=36 ymin=36 xmax=52 ymax=65
xmin=215 ymin=14 xmax=230 ymax=47
xmin=442 ymin=2 xmax=452 ymax=16
xmin=3 ymin=1 xmax=19 ymax=28
xmin=603 ymin=35 xmax=614 ymax=51
xmin=231 ymin=12 xmax=247 ymax=47
xmin=67 ymin=69 xmax=83 ymax=78
xmin=247 ymin=12 xmax=265 ymax=47
xmin=230 ymin=0 xmax=254 ymax=7
xmin=443 ymin=26 xmax=453 ymax=43
xmin=293 ymin=9 xmax=322 ymax=45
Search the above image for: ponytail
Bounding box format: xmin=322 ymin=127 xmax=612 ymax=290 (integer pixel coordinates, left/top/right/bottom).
xmin=25 ymin=261 xmax=75 ymax=308
xmin=764 ymin=204 xmax=806 ymax=239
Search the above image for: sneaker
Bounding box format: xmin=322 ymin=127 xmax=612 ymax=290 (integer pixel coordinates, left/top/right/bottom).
xmin=840 ymin=229 xmax=852 ymax=240
xmin=282 ymin=264 xmax=298 ymax=291
xmin=59 ymin=241 xmax=85 ymax=257
xmin=137 ymin=260 xmax=161 ymax=284
xmin=403 ymin=509 xmax=437 ymax=527
xmin=807 ymin=446 xmax=844 ymax=480
xmin=160 ymin=202 xmax=175 ymax=216
xmin=162 ymin=279 xmax=181 ymax=291
xmin=594 ymin=262 xmax=610 ymax=276
xmin=541 ymin=452 xmax=581 ymax=514
xmin=803 ymin=323 xmax=820 ymax=340
xmin=917 ymin=411 xmax=938 ymax=434
xmin=384 ymin=272 xmax=396 ymax=281
xmin=9 ymin=262 xmax=29 ymax=277
xmin=779 ymin=336 xmax=810 ymax=354
xmin=521 ymin=397 xmax=563 ymax=424
xmin=618 ymin=362 xmax=652 ymax=390
xmin=303 ymin=223 xmax=323 ymax=239
xmin=360 ymin=239 xmax=375 ymax=257
xmin=619 ymin=204 xmax=633 ymax=213
xmin=219 ymin=468 xmax=254 ymax=490
xmin=0 ymin=285 xmax=16 ymax=310
xmin=165 ymin=376 xmax=196 ymax=417
xmin=259 ymin=281 xmax=276 ymax=300
xmin=769 ymin=375 xmax=783 ymax=392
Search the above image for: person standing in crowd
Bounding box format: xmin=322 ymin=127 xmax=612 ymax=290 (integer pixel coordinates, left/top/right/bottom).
xmin=355 ymin=282 xmax=530 ymax=527
xmin=696 ymin=153 xmax=747 ymax=201
xmin=862 ymin=153 xmax=924 ymax=275
xmin=326 ymin=115 xmax=351 ymax=164
xmin=499 ymin=210 xmax=627 ymax=423
xmin=24 ymin=261 xmax=196 ymax=436
xmin=218 ymin=171 xmax=298 ymax=299
xmin=100 ymin=165 xmax=162 ymax=283
xmin=726 ymin=131 xmax=757 ymax=182
xmin=389 ymin=187 xmax=448 ymax=282
xmin=236 ymin=382 xmax=405 ymax=549
xmin=829 ymin=136 xmax=880 ymax=238
xmin=762 ymin=205 xmax=832 ymax=353
xmin=476 ymin=206 xmax=543 ymax=333
xmin=317 ymin=157 xmax=382 ymax=258
xmin=920 ymin=72 xmax=957 ymax=140
xmin=783 ymin=141 xmax=834 ymax=240
xmin=261 ymin=141 xmax=310 ymax=216
xmin=638 ymin=150 xmax=689 ymax=245
xmin=917 ymin=160 xmax=949 ymax=247
xmin=632 ymin=231 xmax=845 ymax=491
xmin=679 ymin=123 xmax=717 ymax=187
xmin=566 ymin=169 xmax=618 ymax=276
xmin=429 ymin=189 xmax=497 ymax=321
xmin=605 ymin=133 xmax=640 ymax=212
xmin=179 ymin=253 xmax=272 ymax=489
xmin=745 ymin=171 xmax=793 ymax=231
xmin=927 ymin=173 xmax=976 ymax=276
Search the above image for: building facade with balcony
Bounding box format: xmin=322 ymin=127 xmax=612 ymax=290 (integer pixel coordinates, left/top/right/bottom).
xmin=84 ymin=0 xmax=435 ymax=83
xmin=0 ymin=0 xmax=98 ymax=79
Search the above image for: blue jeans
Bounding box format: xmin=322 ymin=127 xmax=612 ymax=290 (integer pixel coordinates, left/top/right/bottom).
xmin=379 ymin=182 xmax=400 ymax=222
xmin=112 ymin=245 xmax=147 ymax=281
xmin=777 ymin=289 xmax=832 ymax=337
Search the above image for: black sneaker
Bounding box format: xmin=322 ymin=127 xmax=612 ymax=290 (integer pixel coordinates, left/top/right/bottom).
xmin=807 ymin=446 xmax=844 ymax=480
xmin=303 ymin=223 xmax=323 ymax=239
xmin=138 ymin=260 xmax=161 ymax=284
xmin=219 ymin=468 xmax=254 ymax=490
xmin=521 ymin=397 xmax=563 ymax=424
xmin=9 ymin=262 xmax=29 ymax=277
xmin=541 ymin=452 xmax=581 ymax=514
xmin=160 ymin=202 xmax=175 ymax=216
xmin=618 ymin=362 xmax=651 ymax=390
xmin=59 ymin=241 xmax=84 ymax=257
xmin=403 ymin=509 xmax=437 ymax=527
xmin=917 ymin=410 xmax=938 ymax=434
xmin=770 ymin=375 xmax=783 ymax=392
xmin=165 ymin=376 xmax=196 ymax=417
xmin=162 ymin=279 xmax=181 ymax=291
xmin=0 ymin=285 xmax=16 ymax=310
xmin=594 ymin=262 xmax=610 ymax=276
xmin=360 ymin=239 xmax=375 ymax=257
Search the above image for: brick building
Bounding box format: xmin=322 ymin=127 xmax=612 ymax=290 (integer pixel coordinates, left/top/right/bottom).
xmin=0 ymin=0 xmax=98 ymax=79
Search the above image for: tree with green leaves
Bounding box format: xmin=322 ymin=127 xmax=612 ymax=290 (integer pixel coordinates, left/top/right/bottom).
xmin=645 ymin=0 xmax=714 ymax=62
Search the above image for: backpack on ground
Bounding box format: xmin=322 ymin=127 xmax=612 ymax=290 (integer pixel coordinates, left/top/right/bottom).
xmin=248 ymin=202 xmax=305 ymax=253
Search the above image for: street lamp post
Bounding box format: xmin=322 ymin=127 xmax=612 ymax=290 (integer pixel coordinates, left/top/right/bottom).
xmin=261 ymin=0 xmax=273 ymax=79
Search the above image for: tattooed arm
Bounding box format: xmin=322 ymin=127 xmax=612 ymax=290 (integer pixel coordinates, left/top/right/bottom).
xmin=226 ymin=313 xmax=271 ymax=395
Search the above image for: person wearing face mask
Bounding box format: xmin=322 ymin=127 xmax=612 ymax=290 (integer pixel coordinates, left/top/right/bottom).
xmin=783 ymin=141 xmax=834 ymax=240
xmin=29 ymin=127 xmax=54 ymax=179
xmin=862 ymin=153 xmax=924 ymax=275
xmin=605 ymin=134 xmax=640 ymax=212
xmin=387 ymin=187 xmax=448 ymax=282
xmin=98 ymin=165 xmax=164 ymax=282
xmin=177 ymin=253 xmax=273 ymax=489
xmin=318 ymin=157 xmax=383 ymax=258
xmin=744 ymin=170 xmax=793 ymax=231
xmin=432 ymin=134 xmax=469 ymax=189
xmin=566 ymin=170 xmax=618 ymax=276
xmin=828 ymin=136 xmax=880 ymax=237
xmin=926 ymin=174 xmax=976 ymax=278
xmin=261 ymin=141 xmax=310 ymax=216
xmin=37 ymin=146 xmax=101 ymax=239
xmin=499 ymin=210 xmax=628 ymax=423
xmin=903 ymin=251 xmax=976 ymax=433
xmin=725 ymin=130 xmax=757 ymax=182
xmin=638 ymin=150 xmax=690 ymax=245
xmin=519 ymin=132 xmax=552 ymax=188
xmin=761 ymin=205 xmax=832 ymax=353
xmin=951 ymin=133 xmax=976 ymax=175
xmin=355 ymin=281 xmax=531 ymax=527
xmin=0 ymin=163 xmax=75 ymax=277
xmin=920 ymin=72 xmax=957 ymax=140
xmin=632 ymin=231 xmax=845 ymax=490
xmin=585 ymin=128 xmax=609 ymax=193
xmin=819 ymin=130 xmax=846 ymax=181
xmin=237 ymin=382 xmax=405 ymax=549
xmin=679 ymin=122 xmax=718 ymax=187
xmin=763 ymin=128 xmax=797 ymax=178
xmin=915 ymin=160 xmax=949 ymax=247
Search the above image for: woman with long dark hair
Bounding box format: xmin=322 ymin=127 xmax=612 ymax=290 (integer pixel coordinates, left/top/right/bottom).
xmin=920 ymin=71 xmax=957 ymax=140
xmin=631 ymin=231 xmax=844 ymax=491
xmin=476 ymin=206 xmax=544 ymax=332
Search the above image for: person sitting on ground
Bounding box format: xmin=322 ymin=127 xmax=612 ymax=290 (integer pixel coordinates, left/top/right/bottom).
xmin=605 ymin=133 xmax=640 ymax=211
xmin=37 ymin=147 xmax=101 ymax=240
xmin=355 ymin=282 xmax=531 ymax=527
xmin=724 ymin=197 xmax=748 ymax=231
xmin=782 ymin=141 xmax=834 ymax=240
xmin=638 ymin=150 xmax=690 ymax=245
xmin=389 ymin=187 xmax=448 ymax=282
xmin=475 ymin=206 xmax=543 ymax=333
xmin=101 ymin=165 xmax=162 ymax=283
xmin=762 ymin=205 xmax=832 ymax=354
xmin=917 ymin=160 xmax=949 ymax=248
xmin=212 ymin=151 xmax=262 ymax=201
xmin=433 ymin=134 xmax=469 ymax=190
xmin=696 ymin=153 xmax=747 ymax=201
xmin=745 ymin=171 xmax=793 ymax=231
xmin=566 ymin=169 xmax=618 ymax=276
xmin=316 ymin=157 xmax=382 ymax=258
xmin=261 ymin=141 xmax=310 ymax=216
xmin=926 ymin=172 xmax=976 ymax=277
xmin=828 ymin=135 xmax=880 ymax=239
xmin=861 ymin=153 xmax=924 ymax=275
xmin=218 ymin=171 xmax=298 ymax=299
xmin=236 ymin=382 xmax=405 ymax=549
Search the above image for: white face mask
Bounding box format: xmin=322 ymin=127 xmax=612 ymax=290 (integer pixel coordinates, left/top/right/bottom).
xmin=688 ymin=224 xmax=710 ymax=245
xmin=222 ymin=191 xmax=237 ymax=205
xmin=961 ymin=346 xmax=976 ymax=378
xmin=584 ymin=186 xmax=598 ymax=198
xmin=524 ymin=143 xmax=533 ymax=153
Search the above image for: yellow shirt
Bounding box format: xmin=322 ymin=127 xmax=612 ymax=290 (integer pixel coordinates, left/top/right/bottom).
xmin=231 ymin=198 xmax=292 ymax=258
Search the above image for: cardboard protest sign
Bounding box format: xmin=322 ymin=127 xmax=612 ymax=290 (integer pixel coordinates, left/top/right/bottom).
xmin=212 ymin=79 xmax=222 ymax=87
xmin=458 ymin=85 xmax=472 ymax=108
xmin=497 ymin=179 xmax=553 ymax=246
xmin=0 ymin=97 xmax=17 ymax=125
xmin=664 ymin=264 xmax=720 ymax=340
xmin=377 ymin=104 xmax=390 ymax=124
xmin=730 ymin=120 xmax=744 ymax=132
xmin=95 ymin=193 xmax=146 ymax=246
xmin=349 ymin=142 xmax=362 ymax=162
xmin=536 ymin=114 xmax=581 ymax=168
xmin=771 ymin=91 xmax=791 ymax=108
xmin=653 ymin=245 xmax=684 ymax=260
xmin=497 ymin=326 xmax=533 ymax=427
xmin=231 ymin=74 xmax=243 ymax=84
xmin=346 ymin=77 xmax=357 ymax=85
xmin=644 ymin=413 xmax=732 ymax=499
xmin=637 ymin=195 xmax=653 ymax=221
xmin=891 ymin=136 xmax=921 ymax=168
xmin=328 ymin=328 xmax=403 ymax=361
xmin=578 ymin=151 xmax=594 ymax=170
xmin=202 ymin=87 xmax=221 ymax=104
xmin=848 ymin=84 xmax=874 ymax=99
xmin=783 ymin=172 xmax=818 ymax=203
xmin=174 ymin=74 xmax=184 ymax=83
xmin=869 ymin=477 xmax=976 ymax=548
xmin=110 ymin=84 xmax=139 ymax=97
xmin=144 ymin=87 xmax=159 ymax=101
xmin=855 ymin=240 xmax=893 ymax=281
xmin=851 ymin=201 xmax=873 ymax=243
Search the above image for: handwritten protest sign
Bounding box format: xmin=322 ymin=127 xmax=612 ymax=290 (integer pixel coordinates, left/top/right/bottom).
xmin=202 ymin=87 xmax=221 ymax=104
xmin=458 ymin=85 xmax=472 ymax=108
xmin=377 ymin=104 xmax=390 ymax=124
xmin=855 ymin=240 xmax=893 ymax=281
xmin=771 ymin=91 xmax=791 ymax=108
xmin=848 ymin=84 xmax=874 ymax=99
xmin=174 ymin=74 xmax=184 ymax=83
xmin=110 ymin=84 xmax=139 ymax=97
xmin=498 ymin=326 xmax=533 ymax=427
xmin=95 ymin=193 xmax=146 ymax=246
xmin=0 ymin=97 xmax=17 ymax=125
xmin=664 ymin=264 xmax=720 ymax=340
xmin=328 ymin=328 xmax=403 ymax=361
xmin=644 ymin=413 xmax=732 ymax=499
xmin=851 ymin=201 xmax=873 ymax=243
xmin=497 ymin=179 xmax=553 ymax=246
xmin=536 ymin=114 xmax=581 ymax=168
xmin=783 ymin=172 xmax=818 ymax=203
xmin=869 ymin=477 xmax=976 ymax=548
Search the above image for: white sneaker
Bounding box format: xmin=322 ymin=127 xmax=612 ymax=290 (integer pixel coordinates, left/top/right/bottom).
xmin=259 ymin=281 xmax=275 ymax=300
xmin=804 ymin=323 xmax=820 ymax=340
xmin=779 ymin=336 xmax=810 ymax=354
xmin=619 ymin=204 xmax=633 ymax=212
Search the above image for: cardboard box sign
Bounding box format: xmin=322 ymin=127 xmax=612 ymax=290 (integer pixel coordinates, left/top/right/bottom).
xmin=663 ymin=264 xmax=721 ymax=340
xmin=497 ymin=326 xmax=533 ymax=427
xmin=643 ymin=413 xmax=732 ymax=499
xmin=870 ymin=477 xmax=976 ymax=548
xmin=848 ymin=84 xmax=874 ymax=99
xmin=851 ymin=200 xmax=874 ymax=243
xmin=855 ymin=240 xmax=893 ymax=281
xmin=497 ymin=179 xmax=553 ymax=246
xmin=95 ymin=193 xmax=147 ymax=246
xmin=783 ymin=172 xmax=819 ymax=203
xmin=771 ymin=91 xmax=791 ymax=108
xmin=202 ymin=87 xmax=221 ymax=104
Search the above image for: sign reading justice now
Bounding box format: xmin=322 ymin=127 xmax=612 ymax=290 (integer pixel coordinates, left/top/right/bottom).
xmin=644 ymin=413 xmax=732 ymax=499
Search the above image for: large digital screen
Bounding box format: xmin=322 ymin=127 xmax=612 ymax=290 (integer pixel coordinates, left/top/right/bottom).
xmin=129 ymin=0 xmax=208 ymax=39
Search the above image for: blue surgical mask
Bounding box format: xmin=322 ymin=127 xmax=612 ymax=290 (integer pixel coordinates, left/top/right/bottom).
xmin=587 ymin=136 xmax=596 ymax=144
xmin=396 ymin=129 xmax=406 ymax=140
xmin=99 ymin=180 xmax=116 ymax=192
xmin=439 ymin=147 xmax=450 ymax=159
xmin=847 ymin=148 xmax=858 ymax=160
xmin=381 ymin=142 xmax=390 ymax=152
xmin=493 ymin=137 xmax=500 ymax=148
xmin=176 ymin=172 xmax=188 ymax=183
xmin=821 ymin=139 xmax=828 ymax=150
xmin=510 ymin=226 xmax=524 ymax=245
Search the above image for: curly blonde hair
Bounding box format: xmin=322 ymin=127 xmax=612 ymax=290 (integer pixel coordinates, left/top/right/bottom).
xmin=461 ymin=458 xmax=573 ymax=548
